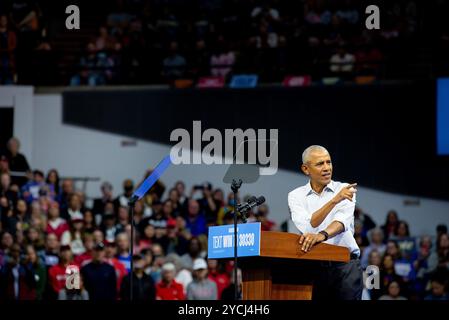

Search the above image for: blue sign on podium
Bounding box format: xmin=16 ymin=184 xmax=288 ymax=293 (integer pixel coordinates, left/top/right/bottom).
xmin=208 ymin=222 xmax=261 ymax=259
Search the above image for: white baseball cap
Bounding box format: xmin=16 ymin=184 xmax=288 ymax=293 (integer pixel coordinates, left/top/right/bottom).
xmin=161 ymin=262 xmax=176 ymax=272
xmin=192 ymin=258 xmax=208 ymax=271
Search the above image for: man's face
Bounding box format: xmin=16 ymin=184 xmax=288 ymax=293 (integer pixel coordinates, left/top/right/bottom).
xmin=93 ymin=230 xmax=104 ymax=243
xmin=8 ymin=139 xmax=19 ymax=154
xmin=94 ymin=249 xmax=106 ymax=262
xmin=188 ymin=200 xmax=200 ymax=216
xmin=1 ymin=233 xmax=13 ymax=248
xmin=62 ymin=180 xmax=74 ymax=193
xmin=1 ymin=173 xmax=10 ymax=188
xmin=118 ymin=206 xmax=128 ymax=220
xmin=371 ymin=230 xmax=383 ymax=244
xmin=123 ymin=180 xmax=134 ymax=195
xmin=175 ymin=182 xmax=185 ymax=195
xmin=102 ymin=186 xmax=112 ymax=198
xmin=70 ymin=195 xmax=80 ymax=209
xmin=169 ymin=190 xmax=178 ymax=202
xmin=34 ymin=173 xmax=44 ymax=183
xmin=46 ymin=234 xmax=59 ymax=250
xmin=16 ymin=200 xmax=27 ymax=213
xmin=369 ymin=252 xmax=381 ymax=266
xmin=388 ymin=282 xmax=400 ymax=297
xmin=189 ymin=240 xmax=200 ymax=255
xmin=60 ymin=249 xmax=73 ymax=263
xmin=116 ymin=234 xmax=129 ymax=251
xmin=151 ymin=244 xmax=163 ymax=256
xmin=163 ymin=201 xmax=173 ymax=214
xmin=301 ymin=151 xmax=333 ymax=186
xmin=8 ymin=245 xmax=20 ymax=263
xmin=134 ymin=258 xmax=145 ymax=270
xmin=84 ymin=238 xmax=95 ymax=251
xmin=194 ymin=269 xmax=207 ymax=279
xmin=105 ymin=245 xmax=116 ymax=258
xmin=162 ymin=270 xmax=175 ymax=282
xmin=432 ymin=281 xmax=445 ymax=296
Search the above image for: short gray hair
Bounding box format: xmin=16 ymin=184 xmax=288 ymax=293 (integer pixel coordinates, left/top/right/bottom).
xmin=7 ymin=137 xmax=20 ymax=149
xmin=302 ymin=145 xmax=329 ymax=164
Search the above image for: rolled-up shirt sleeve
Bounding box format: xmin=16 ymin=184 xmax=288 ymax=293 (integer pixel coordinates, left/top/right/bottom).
xmin=332 ymin=193 xmax=356 ymax=232
xmin=288 ymin=191 xmax=311 ymax=234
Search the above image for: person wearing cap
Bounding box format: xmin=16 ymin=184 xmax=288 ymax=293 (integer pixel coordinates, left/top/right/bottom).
xmin=101 ymin=208 xmax=118 ymax=243
xmin=48 ymin=245 xmax=77 ymax=297
xmin=120 ymin=254 xmax=156 ymax=300
xmin=61 ymin=212 xmax=86 ymax=256
xmin=81 ymin=242 xmax=117 ymax=300
xmin=187 ymin=258 xmax=217 ymax=300
xmin=155 ymin=262 xmax=185 ymax=300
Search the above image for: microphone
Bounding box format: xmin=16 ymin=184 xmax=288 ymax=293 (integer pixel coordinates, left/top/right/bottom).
xmin=237 ymin=196 xmax=266 ymax=214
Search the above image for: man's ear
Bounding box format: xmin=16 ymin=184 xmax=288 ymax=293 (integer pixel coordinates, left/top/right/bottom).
xmin=301 ymin=164 xmax=309 ymax=176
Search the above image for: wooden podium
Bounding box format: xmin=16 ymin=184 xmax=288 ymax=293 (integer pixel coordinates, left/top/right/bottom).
xmin=239 ymin=231 xmax=349 ymax=300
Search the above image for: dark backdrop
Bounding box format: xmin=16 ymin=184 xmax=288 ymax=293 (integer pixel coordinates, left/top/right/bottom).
xmin=0 ymin=108 xmax=14 ymax=151
xmin=63 ymin=81 xmax=449 ymax=200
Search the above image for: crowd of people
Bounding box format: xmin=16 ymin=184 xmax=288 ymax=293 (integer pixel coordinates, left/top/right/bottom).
xmin=0 ymin=0 xmax=54 ymax=85
xmin=0 ymin=136 xmax=448 ymax=300
xmin=0 ymin=0 xmax=431 ymax=86
xmin=354 ymin=208 xmax=449 ymax=300
xmin=68 ymin=0 xmax=412 ymax=85
xmin=0 ymin=137 xmax=276 ymax=300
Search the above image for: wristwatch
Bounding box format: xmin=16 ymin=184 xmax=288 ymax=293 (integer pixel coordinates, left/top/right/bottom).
xmin=318 ymin=230 xmax=329 ymax=242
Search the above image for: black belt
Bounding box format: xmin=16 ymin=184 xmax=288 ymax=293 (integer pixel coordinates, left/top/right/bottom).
xmin=319 ymin=253 xmax=359 ymax=267
xmin=350 ymin=253 xmax=359 ymax=260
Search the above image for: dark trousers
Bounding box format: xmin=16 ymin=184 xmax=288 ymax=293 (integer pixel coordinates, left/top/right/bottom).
xmin=312 ymin=258 xmax=363 ymax=300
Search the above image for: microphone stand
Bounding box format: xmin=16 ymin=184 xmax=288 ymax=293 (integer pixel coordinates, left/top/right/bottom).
xmin=231 ymin=179 xmax=242 ymax=300
xmin=128 ymin=195 xmax=138 ymax=301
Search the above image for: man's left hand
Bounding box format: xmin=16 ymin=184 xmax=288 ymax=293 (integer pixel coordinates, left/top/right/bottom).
xmin=299 ymin=233 xmax=326 ymax=252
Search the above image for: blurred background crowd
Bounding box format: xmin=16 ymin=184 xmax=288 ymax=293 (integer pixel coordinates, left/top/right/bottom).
xmin=0 ymin=136 xmax=448 ymax=300
xmin=1 ymin=0 xmax=449 ymax=86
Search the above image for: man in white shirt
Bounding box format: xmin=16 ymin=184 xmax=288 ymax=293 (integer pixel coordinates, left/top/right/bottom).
xmin=288 ymin=145 xmax=363 ymax=300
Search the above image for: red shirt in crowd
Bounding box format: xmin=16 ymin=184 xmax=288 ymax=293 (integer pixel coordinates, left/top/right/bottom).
xmin=48 ymin=262 xmax=79 ymax=293
xmin=261 ymin=219 xmax=276 ymax=231
xmin=106 ymin=257 xmax=128 ymax=293
xmin=156 ymin=280 xmax=185 ymax=300
xmin=74 ymin=251 xmax=93 ymax=267
xmin=208 ymin=271 xmax=230 ymax=299
xmin=46 ymin=218 xmax=69 ymax=240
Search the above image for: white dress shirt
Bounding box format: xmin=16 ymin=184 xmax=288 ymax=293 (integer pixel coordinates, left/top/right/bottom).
xmin=288 ymin=180 xmax=360 ymax=257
